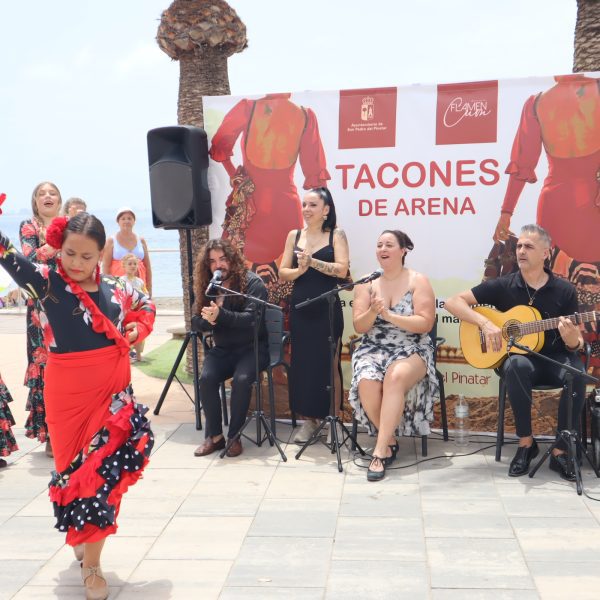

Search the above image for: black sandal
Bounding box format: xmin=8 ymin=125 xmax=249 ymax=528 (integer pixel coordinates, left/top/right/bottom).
xmin=367 ymin=455 xmax=387 ymax=482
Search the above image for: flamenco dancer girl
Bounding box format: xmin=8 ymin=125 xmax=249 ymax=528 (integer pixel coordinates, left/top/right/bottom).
xmin=0 ymin=211 xmax=155 ymax=600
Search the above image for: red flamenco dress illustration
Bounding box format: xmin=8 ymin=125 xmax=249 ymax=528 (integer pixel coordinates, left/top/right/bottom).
xmin=494 ymin=75 xmax=600 ymax=366
xmin=209 ymin=93 xmax=330 ymax=292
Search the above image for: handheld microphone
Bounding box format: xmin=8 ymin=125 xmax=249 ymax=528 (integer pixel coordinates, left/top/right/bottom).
xmin=206 ymin=269 xmax=222 ymax=296
xmin=355 ymin=268 xmax=384 ymax=285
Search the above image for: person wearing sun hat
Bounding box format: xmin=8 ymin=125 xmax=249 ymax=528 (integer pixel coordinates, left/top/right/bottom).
xmin=101 ymin=206 xmax=153 ymax=296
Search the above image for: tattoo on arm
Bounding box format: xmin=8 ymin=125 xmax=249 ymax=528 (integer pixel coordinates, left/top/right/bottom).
xmin=311 ymin=258 xmax=340 ymax=276
xmin=335 ymin=229 xmax=348 ymax=243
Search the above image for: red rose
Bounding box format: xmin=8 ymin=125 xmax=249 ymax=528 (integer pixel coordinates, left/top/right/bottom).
xmin=21 ymin=223 xmax=36 ymax=237
xmin=21 ymin=242 xmax=33 ymax=258
xmin=46 ymin=216 xmax=69 ymax=249
xmin=30 ymin=310 xmax=41 ymax=328
xmin=32 ymin=346 xmax=48 ymax=365
xmin=28 ymin=364 xmax=40 ymax=380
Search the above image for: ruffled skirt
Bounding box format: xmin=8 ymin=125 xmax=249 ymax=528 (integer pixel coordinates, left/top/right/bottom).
xmin=45 ymin=345 xmax=153 ymax=545
xmin=0 ymin=376 xmax=18 ymax=456
xmin=24 ymin=300 xmax=48 ymax=442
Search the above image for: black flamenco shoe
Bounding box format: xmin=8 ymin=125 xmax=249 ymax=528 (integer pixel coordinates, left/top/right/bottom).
xmin=367 ymin=455 xmax=387 ymax=482
xmin=385 ymin=443 xmax=399 ymax=466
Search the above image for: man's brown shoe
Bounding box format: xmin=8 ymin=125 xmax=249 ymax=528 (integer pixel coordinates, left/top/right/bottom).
xmin=194 ymin=437 xmax=225 ymax=457
xmin=226 ymin=438 xmax=243 ymax=457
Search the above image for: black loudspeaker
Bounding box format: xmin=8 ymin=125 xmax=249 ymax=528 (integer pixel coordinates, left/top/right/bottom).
xmin=147 ymin=126 xmax=212 ymax=229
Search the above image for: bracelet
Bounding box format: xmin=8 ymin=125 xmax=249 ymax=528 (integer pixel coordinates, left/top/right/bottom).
xmin=565 ymin=339 xmax=583 ymax=352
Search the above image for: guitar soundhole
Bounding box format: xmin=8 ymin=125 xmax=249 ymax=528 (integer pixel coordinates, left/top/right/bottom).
xmin=504 ymin=320 xmax=521 ymax=341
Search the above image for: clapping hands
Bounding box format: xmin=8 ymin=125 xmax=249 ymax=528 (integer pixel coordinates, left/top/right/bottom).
xmin=370 ymin=290 xmax=387 ymax=318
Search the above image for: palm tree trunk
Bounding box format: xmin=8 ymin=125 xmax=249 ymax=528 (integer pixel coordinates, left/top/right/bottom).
xmin=573 ymin=0 xmax=600 ymax=71
xmin=177 ymin=47 xmax=231 ymax=373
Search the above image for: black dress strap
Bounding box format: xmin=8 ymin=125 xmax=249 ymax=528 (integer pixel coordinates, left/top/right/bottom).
xmin=294 ymin=229 xmax=302 ymax=247
xmin=328 ymin=229 xmax=334 ymax=246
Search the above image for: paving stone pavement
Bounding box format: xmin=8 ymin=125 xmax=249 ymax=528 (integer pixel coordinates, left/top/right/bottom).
xmin=2 ymin=311 xmax=600 ymax=599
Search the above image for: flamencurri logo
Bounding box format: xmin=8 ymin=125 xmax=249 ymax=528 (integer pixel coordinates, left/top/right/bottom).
xmin=436 ymin=80 xmax=498 ymax=145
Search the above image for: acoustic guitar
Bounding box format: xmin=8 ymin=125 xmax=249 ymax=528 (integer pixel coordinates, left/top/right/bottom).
xmin=459 ymin=305 xmax=598 ymax=369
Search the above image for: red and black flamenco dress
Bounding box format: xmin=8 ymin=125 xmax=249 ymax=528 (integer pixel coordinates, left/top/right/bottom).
xmin=0 ymin=234 xmax=155 ymax=544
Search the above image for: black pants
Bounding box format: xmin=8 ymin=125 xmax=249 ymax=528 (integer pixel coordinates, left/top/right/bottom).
xmin=500 ymin=350 xmax=586 ymax=451
xmin=199 ymin=343 xmax=269 ymax=439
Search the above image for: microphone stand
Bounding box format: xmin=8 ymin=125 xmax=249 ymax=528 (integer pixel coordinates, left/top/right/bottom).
xmin=206 ymin=282 xmax=287 ymax=462
xmin=507 ymin=338 xmax=599 ymax=495
xmin=294 ymin=278 xmax=366 ymax=472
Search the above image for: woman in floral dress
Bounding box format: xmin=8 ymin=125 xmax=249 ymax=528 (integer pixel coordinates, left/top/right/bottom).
xmin=20 ymin=181 xmax=62 ymax=455
xmin=349 ymin=230 xmax=439 ymax=482
xmin=0 ymin=373 xmax=18 ymax=467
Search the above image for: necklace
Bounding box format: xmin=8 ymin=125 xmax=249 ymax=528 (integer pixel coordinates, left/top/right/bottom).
xmin=525 ymin=285 xmax=539 ymax=306
xmin=523 ymin=273 xmax=547 ymax=306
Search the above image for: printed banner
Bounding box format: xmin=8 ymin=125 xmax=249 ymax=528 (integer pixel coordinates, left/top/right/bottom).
xmin=203 ymin=74 xmax=600 ymax=432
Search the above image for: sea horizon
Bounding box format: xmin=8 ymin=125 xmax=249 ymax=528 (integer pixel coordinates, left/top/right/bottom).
xmin=1 ymin=210 xmax=185 ymax=298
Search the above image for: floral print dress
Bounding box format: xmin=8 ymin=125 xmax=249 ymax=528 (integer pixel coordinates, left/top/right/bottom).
xmin=348 ymin=290 xmax=439 ymax=436
xmin=19 ymin=218 xmax=58 ymax=442
xmin=0 ymin=375 xmax=18 ymax=457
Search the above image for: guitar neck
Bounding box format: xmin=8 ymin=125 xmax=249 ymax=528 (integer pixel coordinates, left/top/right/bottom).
xmin=519 ymin=310 xmax=599 ymax=335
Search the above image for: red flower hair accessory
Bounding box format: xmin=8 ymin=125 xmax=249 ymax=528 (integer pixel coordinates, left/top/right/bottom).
xmin=0 ymin=193 xmax=6 ymax=215
xmin=46 ymin=216 xmax=69 ymax=249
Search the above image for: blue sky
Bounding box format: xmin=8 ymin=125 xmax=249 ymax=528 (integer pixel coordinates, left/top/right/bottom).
xmin=0 ymin=0 xmax=577 ymax=215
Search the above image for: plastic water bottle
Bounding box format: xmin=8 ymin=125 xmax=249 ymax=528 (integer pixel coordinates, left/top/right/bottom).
xmin=454 ymin=394 xmax=470 ymax=448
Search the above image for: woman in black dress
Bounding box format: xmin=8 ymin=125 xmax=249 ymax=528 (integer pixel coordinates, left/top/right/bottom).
xmin=279 ymin=188 xmax=349 ymax=443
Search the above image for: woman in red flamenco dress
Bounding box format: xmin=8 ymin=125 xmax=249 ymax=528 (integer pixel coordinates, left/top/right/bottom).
xmin=0 ymin=212 xmax=155 ymax=600
xmin=209 ymin=93 xmax=331 ymax=281
xmin=493 ymin=75 xmax=600 ymax=367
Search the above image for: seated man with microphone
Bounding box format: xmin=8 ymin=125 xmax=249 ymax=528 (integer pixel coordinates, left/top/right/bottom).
xmin=191 ymin=239 xmax=269 ymax=458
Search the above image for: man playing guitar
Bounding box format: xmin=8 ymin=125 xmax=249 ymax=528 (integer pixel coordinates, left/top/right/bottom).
xmin=446 ymin=224 xmax=585 ymax=480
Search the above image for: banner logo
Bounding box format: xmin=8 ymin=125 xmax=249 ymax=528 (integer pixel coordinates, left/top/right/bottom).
xmin=339 ymin=87 xmax=397 ymax=149
xmin=361 ymin=95 xmax=375 ymax=121
xmin=436 ymin=80 xmax=498 ymax=145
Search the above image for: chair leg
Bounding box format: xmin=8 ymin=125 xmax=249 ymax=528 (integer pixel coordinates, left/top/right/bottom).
xmin=437 ymin=369 xmax=448 ymax=441
xmin=496 ymin=379 xmax=506 ymax=462
xmin=351 ymin=416 xmax=358 ymax=451
xmin=267 ymin=368 xmax=276 ymax=437
xmin=221 ymin=382 xmax=229 ymax=427
xmin=581 ymin=392 xmax=589 ymax=450
xmin=421 ymin=434 xmax=428 ymax=457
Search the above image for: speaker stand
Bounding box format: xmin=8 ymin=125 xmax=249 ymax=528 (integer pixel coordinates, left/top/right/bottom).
xmin=153 ymin=229 xmax=203 ymax=430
